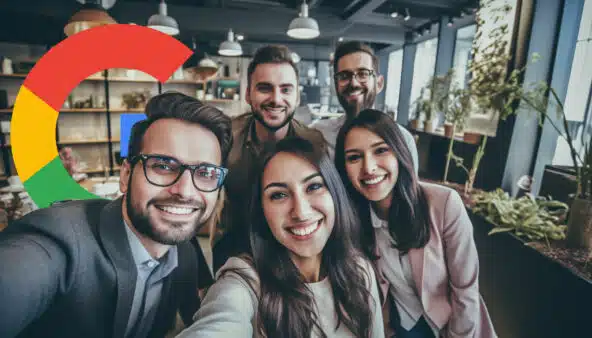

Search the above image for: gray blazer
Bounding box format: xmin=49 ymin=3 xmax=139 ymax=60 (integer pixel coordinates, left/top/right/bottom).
xmin=0 ymin=198 xmax=200 ymax=338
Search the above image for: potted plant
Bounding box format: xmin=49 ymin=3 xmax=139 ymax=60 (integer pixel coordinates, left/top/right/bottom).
xmin=516 ymin=82 xmax=592 ymax=248
xmin=443 ymin=87 xmax=473 ymax=182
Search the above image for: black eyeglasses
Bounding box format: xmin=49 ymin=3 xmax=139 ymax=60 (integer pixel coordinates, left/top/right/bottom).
xmin=334 ymin=68 xmax=376 ymax=84
xmin=129 ymin=154 xmax=228 ymax=192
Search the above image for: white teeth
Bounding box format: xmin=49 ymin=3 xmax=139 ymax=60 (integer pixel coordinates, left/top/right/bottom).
xmin=265 ymin=108 xmax=283 ymax=113
xmin=159 ymin=206 xmax=194 ymax=215
xmin=289 ymin=221 xmax=319 ymax=236
xmin=363 ymin=176 xmax=385 ymax=185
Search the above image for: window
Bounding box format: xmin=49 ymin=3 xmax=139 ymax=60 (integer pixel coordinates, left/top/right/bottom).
xmin=552 ymin=0 xmax=592 ymax=166
xmin=452 ymin=24 xmax=477 ymax=89
xmin=409 ymin=38 xmax=438 ymax=118
xmin=385 ymin=49 xmax=403 ymax=116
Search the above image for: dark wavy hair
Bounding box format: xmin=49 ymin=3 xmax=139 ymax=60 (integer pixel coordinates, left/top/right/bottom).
xmin=226 ymin=136 xmax=375 ymax=338
xmin=335 ymin=108 xmax=431 ymax=257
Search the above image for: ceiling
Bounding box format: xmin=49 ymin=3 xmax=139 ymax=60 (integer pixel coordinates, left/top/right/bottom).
xmin=0 ymin=0 xmax=478 ymax=59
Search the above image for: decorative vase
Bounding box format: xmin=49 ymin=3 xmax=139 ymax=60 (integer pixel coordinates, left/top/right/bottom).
xmin=423 ymin=119 xmax=437 ymax=133
xmin=566 ymin=198 xmax=592 ymax=249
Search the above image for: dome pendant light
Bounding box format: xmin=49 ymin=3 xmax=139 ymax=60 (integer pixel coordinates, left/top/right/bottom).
xmin=147 ymin=0 xmax=179 ymax=36
xmin=218 ymin=29 xmax=243 ymax=56
xmin=287 ymin=1 xmax=320 ymax=39
xmin=64 ymin=0 xmax=117 ymax=37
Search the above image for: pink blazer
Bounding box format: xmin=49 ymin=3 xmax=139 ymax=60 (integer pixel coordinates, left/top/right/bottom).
xmin=375 ymin=182 xmax=497 ymax=338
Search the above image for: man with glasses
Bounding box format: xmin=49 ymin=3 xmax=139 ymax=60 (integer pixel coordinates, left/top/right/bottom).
xmin=0 ymin=92 xmax=232 ymax=338
xmin=311 ymin=41 xmax=418 ymax=173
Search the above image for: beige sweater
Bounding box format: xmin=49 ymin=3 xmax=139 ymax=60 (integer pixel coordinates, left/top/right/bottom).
xmin=176 ymin=257 xmax=385 ymax=338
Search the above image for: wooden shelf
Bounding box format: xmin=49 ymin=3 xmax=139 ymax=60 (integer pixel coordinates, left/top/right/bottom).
xmin=0 ymin=109 xmax=11 ymax=114
xmin=0 ymin=73 xmax=27 ymax=79
xmin=109 ymin=108 xmax=145 ymax=113
xmin=80 ymin=168 xmax=109 ymax=174
xmin=58 ymin=139 xmax=110 ymax=145
xmin=61 ymin=108 xmax=108 ymax=113
xmin=205 ymin=99 xmax=238 ymax=103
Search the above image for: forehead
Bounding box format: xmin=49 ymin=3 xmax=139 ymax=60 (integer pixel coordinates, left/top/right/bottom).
xmin=337 ymin=52 xmax=374 ymax=72
xmin=141 ymin=118 xmax=222 ymax=165
xmin=250 ymin=63 xmax=298 ymax=86
xmin=263 ymin=152 xmax=318 ymax=185
xmin=345 ymin=127 xmax=384 ymax=149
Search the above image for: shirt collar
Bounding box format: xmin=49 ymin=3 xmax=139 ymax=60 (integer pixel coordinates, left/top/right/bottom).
xmin=123 ymin=220 xmax=178 ymax=273
xmin=369 ymin=203 xmax=388 ymax=229
xmin=245 ymin=113 xmax=297 ymax=147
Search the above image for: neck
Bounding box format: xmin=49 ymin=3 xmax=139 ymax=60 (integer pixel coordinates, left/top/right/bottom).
xmin=122 ymin=198 xmax=170 ymax=259
xmin=372 ymin=192 xmax=392 ymax=220
xmin=291 ymin=254 xmax=323 ymax=283
xmin=254 ymin=120 xmax=290 ymax=143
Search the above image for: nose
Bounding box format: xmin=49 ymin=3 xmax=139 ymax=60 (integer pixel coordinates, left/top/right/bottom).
xmin=363 ymin=155 xmax=377 ymax=174
xmin=270 ymin=87 xmax=282 ymax=105
xmin=168 ymin=169 xmax=197 ymax=198
xmin=350 ymin=75 xmax=361 ymax=87
xmin=290 ymin=192 xmax=313 ymax=221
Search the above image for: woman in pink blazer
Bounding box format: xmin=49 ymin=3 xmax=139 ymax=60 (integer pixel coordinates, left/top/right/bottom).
xmin=334 ymin=109 xmax=497 ymax=338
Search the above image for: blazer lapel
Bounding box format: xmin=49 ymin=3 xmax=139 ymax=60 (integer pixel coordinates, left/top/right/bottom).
xmin=408 ymin=247 xmax=425 ymax=304
xmin=97 ymin=197 xmax=138 ymax=338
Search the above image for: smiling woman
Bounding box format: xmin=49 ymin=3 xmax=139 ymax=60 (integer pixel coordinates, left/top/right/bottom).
xmin=176 ymin=136 xmax=385 ymax=338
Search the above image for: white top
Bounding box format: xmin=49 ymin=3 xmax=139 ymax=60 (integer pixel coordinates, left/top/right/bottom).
xmin=309 ymin=115 xmax=419 ymax=174
xmin=369 ymin=206 xmax=440 ymax=337
xmin=176 ymin=256 xmax=385 ymax=338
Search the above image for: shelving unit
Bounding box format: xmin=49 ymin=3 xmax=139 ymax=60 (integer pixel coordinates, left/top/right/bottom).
xmin=0 ymin=59 xmax=245 ymax=179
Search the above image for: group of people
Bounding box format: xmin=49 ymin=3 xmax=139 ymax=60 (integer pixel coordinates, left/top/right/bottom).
xmin=0 ymin=41 xmax=496 ymax=338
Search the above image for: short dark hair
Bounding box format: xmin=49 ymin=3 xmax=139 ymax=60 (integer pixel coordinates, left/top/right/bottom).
xmin=247 ymin=45 xmax=299 ymax=87
xmin=127 ymin=91 xmax=233 ymax=166
xmin=332 ymin=41 xmax=379 ymax=74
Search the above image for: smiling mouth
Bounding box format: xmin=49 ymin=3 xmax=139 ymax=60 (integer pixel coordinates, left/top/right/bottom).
xmin=263 ymin=107 xmax=285 ymax=114
xmin=286 ymin=220 xmax=322 ymax=238
xmin=155 ymin=205 xmax=198 ymax=216
xmin=361 ymin=175 xmax=386 ymax=186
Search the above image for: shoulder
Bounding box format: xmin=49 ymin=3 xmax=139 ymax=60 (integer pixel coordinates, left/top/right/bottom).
xmin=216 ymin=256 xmax=260 ymax=291
xmin=309 ymin=115 xmax=345 ymax=132
xmin=230 ymin=113 xmax=253 ymax=134
xmin=7 ymin=198 xmax=111 ymax=237
xmin=420 ymin=181 xmax=462 ymax=207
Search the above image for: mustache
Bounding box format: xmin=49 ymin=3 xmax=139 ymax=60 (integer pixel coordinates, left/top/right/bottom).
xmin=262 ymin=103 xmax=287 ymax=110
xmin=149 ymin=197 xmax=204 ymax=209
xmin=343 ymin=85 xmax=365 ymax=96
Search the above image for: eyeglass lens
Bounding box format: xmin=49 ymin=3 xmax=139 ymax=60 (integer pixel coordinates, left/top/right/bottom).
xmin=144 ymin=156 xmax=223 ymax=191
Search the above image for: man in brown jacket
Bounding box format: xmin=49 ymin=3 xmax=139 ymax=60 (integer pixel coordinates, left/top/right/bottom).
xmin=212 ymin=45 xmax=326 ymax=272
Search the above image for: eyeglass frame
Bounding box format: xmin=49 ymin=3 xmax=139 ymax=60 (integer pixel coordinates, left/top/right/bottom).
xmin=128 ymin=153 xmax=229 ymax=192
xmin=333 ymin=68 xmax=376 ymax=84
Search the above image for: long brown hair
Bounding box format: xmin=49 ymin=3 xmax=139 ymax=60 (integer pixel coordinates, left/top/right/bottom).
xmin=335 ymin=108 xmax=431 ymax=257
xmin=226 ymin=137 xmax=375 ymax=338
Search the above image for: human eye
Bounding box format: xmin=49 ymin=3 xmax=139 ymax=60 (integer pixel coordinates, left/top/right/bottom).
xmin=281 ymin=86 xmax=293 ymax=94
xmin=148 ymin=157 xmax=178 ymax=172
xmin=345 ymin=153 xmax=362 ymax=162
xmin=375 ymin=147 xmax=391 ymax=155
xmin=358 ymin=70 xmax=371 ymax=80
xmin=336 ymin=71 xmax=351 ymax=82
xmin=256 ymin=84 xmax=272 ymax=93
xmin=306 ymin=181 xmax=325 ymax=193
xmin=269 ymin=190 xmax=288 ymax=201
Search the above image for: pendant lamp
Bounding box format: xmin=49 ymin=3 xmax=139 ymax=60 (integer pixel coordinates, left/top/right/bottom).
xmin=64 ymin=0 xmax=117 ymax=37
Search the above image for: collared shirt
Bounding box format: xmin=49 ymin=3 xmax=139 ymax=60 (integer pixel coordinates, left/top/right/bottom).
xmin=309 ymin=114 xmax=419 ymax=174
xmin=123 ymin=222 xmax=179 ymax=338
xmin=369 ymin=206 xmax=439 ymax=337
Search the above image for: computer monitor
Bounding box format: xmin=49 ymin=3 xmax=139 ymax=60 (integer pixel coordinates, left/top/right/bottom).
xmin=119 ymin=113 xmax=147 ymax=158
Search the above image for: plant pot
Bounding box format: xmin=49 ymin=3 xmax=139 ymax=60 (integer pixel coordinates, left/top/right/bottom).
xmin=423 ymin=119 xmax=437 ymax=133
xmin=409 ymin=119 xmax=420 ymax=130
xmin=463 ymin=131 xmax=482 ymax=144
xmin=444 ymin=123 xmax=455 ymax=138
xmin=566 ymin=198 xmax=592 ymax=249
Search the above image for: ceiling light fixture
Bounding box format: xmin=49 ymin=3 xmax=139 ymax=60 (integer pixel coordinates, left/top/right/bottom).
xmin=390 ymin=11 xmax=399 ymax=18
xmin=64 ymin=0 xmax=117 ymax=37
xmin=447 ymin=17 xmax=454 ymax=27
xmin=218 ymin=29 xmax=243 ymax=56
xmin=287 ymin=1 xmax=320 ymax=39
xmin=147 ymin=0 xmax=179 ymax=35
xmin=291 ymin=52 xmax=301 ymax=63
xmin=404 ymin=8 xmax=411 ymax=21
xmin=236 ymin=34 xmax=244 ymax=41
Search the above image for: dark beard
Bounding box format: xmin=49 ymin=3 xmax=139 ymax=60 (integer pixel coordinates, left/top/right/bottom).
xmin=252 ymin=106 xmax=295 ymax=132
xmin=125 ymin=175 xmax=205 ymax=245
xmin=337 ymin=84 xmax=376 ymax=119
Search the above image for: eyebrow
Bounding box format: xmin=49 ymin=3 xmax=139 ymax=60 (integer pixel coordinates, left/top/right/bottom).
xmin=263 ymin=172 xmax=321 ymax=192
xmin=256 ymin=82 xmax=295 ymax=88
xmin=345 ymin=141 xmax=387 ymax=153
